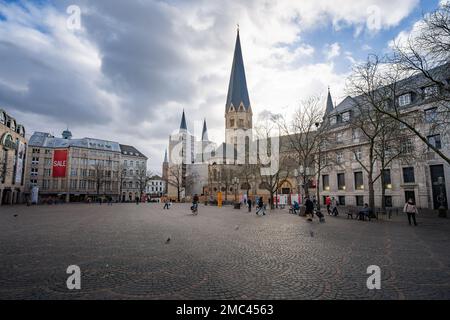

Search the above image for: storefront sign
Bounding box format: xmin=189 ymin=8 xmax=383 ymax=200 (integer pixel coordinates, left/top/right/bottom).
xmin=53 ymin=150 xmax=68 ymax=178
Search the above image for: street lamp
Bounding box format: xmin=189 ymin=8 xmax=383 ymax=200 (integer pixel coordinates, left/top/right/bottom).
xmin=436 ymin=176 xmax=447 ymax=218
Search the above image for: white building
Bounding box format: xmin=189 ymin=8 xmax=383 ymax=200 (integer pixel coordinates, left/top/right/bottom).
xmin=146 ymin=175 xmax=165 ymax=197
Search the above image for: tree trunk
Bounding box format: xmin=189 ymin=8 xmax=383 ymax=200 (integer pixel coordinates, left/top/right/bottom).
xmin=368 ymin=174 xmax=375 ymax=213
xmin=316 ymin=173 xmax=321 ymax=210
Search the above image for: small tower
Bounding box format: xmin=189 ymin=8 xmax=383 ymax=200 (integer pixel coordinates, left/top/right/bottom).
xmin=225 ymin=28 xmax=253 ymax=145
xmin=324 ymin=87 xmax=334 ymax=119
xmin=162 ymin=149 xmax=169 ymax=195
xmin=62 ymin=129 xmax=72 ymax=140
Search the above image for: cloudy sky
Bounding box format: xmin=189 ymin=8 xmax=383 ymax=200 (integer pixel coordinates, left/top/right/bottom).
xmin=0 ymin=0 xmax=444 ymax=172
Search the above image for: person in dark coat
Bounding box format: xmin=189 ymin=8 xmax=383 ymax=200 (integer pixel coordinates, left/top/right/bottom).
xmin=305 ymin=196 xmax=314 ymax=221
xmin=247 ymin=198 xmax=252 ymax=212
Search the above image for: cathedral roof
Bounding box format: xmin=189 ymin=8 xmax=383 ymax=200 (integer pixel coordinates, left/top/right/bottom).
xmin=226 ymin=29 xmax=251 ymax=112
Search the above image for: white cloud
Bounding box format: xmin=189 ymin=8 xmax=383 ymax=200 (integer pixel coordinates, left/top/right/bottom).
xmin=324 ymin=43 xmax=342 ymax=60
xmin=0 ymin=0 xmax=420 ymax=172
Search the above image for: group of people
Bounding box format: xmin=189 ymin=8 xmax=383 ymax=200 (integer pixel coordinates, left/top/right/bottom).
xmin=244 ymin=197 xmax=266 ymax=215
xmin=325 ymin=196 xmax=339 ymax=216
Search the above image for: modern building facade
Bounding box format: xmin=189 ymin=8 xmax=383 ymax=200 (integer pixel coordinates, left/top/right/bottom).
xmin=119 ymin=144 xmax=148 ymax=202
xmin=25 ymin=131 xmax=147 ymax=203
xmin=0 ymin=109 xmax=27 ymax=205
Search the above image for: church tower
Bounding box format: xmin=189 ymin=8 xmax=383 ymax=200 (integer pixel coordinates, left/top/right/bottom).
xmin=225 ymin=28 xmax=253 ymax=145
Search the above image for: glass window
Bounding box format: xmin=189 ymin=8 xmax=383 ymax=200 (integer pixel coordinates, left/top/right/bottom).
xmin=342 ymin=112 xmax=350 ymax=122
xmin=353 ymin=149 xmax=362 ymax=161
xmin=356 ymin=195 xmax=364 ymax=206
xmin=398 ymin=93 xmax=411 ymax=107
xmin=322 ymin=175 xmax=330 ymax=191
xmin=424 ymin=107 xmax=438 ymax=123
xmin=330 ymin=116 xmax=337 ymax=125
xmin=403 ymin=167 xmax=415 ymax=183
xmin=338 ymin=196 xmax=345 ymax=206
xmin=354 ymin=172 xmax=364 ymax=190
xmin=383 ymin=169 xmax=392 ymax=189
xmin=384 ymin=196 xmax=393 ymax=207
xmin=337 ymin=173 xmax=346 ymax=190
xmin=336 ymin=152 xmax=344 ymax=164
xmin=427 ymin=134 xmax=442 ymax=150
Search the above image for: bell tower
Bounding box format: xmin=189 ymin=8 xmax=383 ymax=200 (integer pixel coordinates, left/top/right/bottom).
xmin=225 ymin=28 xmax=253 ymax=145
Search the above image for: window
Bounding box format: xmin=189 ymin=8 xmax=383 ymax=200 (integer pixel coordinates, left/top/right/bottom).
xmin=42 ymin=180 xmax=50 ymax=190
xmin=384 ymin=196 xmax=393 ymax=207
xmin=30 ymin=179 xmax=38 ymax=186
xmin=70 ymin=168 xmax=78 ymax=177
xmin=31 ymin=168 xmax=38 ymax=176
xmin=403 ymin=167 xmax=415 ymax=183
xmin=354 ymin=172 xmax=364 ymax=190
xmin=353 ymin=149 xmax=362 ymax=161
xmin=338 ymin=196 xmax=345 ymax=206
xmin=45 ymin=158 xmax=52 ymax=166
xmin=89 ymin=181 xmax=95 ymax=189
xmin=427 ymin=134 xmax=442 ymax=150
xmin=31 ymin=157 xmax=39 ymax=165
xmin=70 ymin=179 xmax=77 ymax=189
xmin=342 ymin=112 xmax=350 ymax=122
xmin=322 ymin=175 xmax=330 ymax=191
xmin=336 ymin=132 xmax=344 ymax=143
xmin=230 ymin=119 xmax=235 ymax=127
xmin=401 ymin=138 xmax=414 ymax=154
xmin=238 ymin=119 xmax=244 ymax=127
xmin=383 ymin=169 xmax=392 ymax=189
xmin=79 ymin=180 xmax=87 ymax=189
xmin=45 ymin=149 xmax=52 ymax=155
xmin=32 ymin=148 xmax=40 ymax=154
xmin=398 ymin=93 xmax=411 ymax=107
xmin=424 ymin=107 xmax=438 ymax=123
xmin=53 ymin=180 xmax=59 ymax=189
xmin=130 ymin=161 xmax=134 ymax=167
xmin=336 ymin=152 xmax=344 ymax=164
xmin=352 ymin=128 xmax=361 ymax=142
xmin=44 ymin=169 xmax=51 ymax=177
xmin=337 ymin=173 xmax=346 ymax=190
xmin=330 ymin=116 xmax=337 ymax=125
xmin=423 ymin=85 xmax=439 ymax=99
xmin=356 ymin=195 xmax=364 ymax=207
xmin=124 ymin=160 xmax=128 ymax=166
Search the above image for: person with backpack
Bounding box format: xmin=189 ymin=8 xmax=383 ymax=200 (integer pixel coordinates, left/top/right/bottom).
xmin=403 ymin=198 xmax=418 ymax=226
xmin=305 ymin=196 xmax=314 ymax=221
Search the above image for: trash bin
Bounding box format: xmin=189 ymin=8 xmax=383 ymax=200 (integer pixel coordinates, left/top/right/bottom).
xmin=234 ymin=202 xmax=241 ymax=209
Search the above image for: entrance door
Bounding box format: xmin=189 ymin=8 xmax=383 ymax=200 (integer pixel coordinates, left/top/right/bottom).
xmin=430 ymin=165 xmax=448 ymax=209
xmin=405 ymin=191 xmax=416 ymax=205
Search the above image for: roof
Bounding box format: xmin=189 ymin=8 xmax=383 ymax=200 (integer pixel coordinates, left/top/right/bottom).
xmin=325 ymin=88 xmax=334 ymax=115
xmin=119 ymin=144 xmax=148 ymax=159
xmin=29 ymin=132 xmax=122 ymax=152
xmin=202 ymin=119 xmax=209 ymax=141
xmin=225 ymin=30 xmax=251 ymax=112
xmin=180 ymin=110 xmax=187 ymax=131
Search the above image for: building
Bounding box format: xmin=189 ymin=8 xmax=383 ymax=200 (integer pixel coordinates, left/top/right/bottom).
xmin=119 ymin=144 xmax=148 ymax=202
xmin=25 ymin=130 xmax=123 ymax=203
xmin=0 ymin=109 xmax=27 ymax=205
xmin=146 ymin=175 xmax=166 ymax=197
xmin=164 ymin=29 xmax=449 ymax=211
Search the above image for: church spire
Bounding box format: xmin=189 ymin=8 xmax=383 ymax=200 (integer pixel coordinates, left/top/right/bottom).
xmin=225 ymin=28 xmax=250 ymax=112
xmin=164 ymin=149 xmax=168 ymax=163
xmin=179 ymin=109 xmax=187 ymax=132
xmin=325 ymin=87 xmax=334 ymax=115
xmin=202 ymin=119 xmax=209 ymax=141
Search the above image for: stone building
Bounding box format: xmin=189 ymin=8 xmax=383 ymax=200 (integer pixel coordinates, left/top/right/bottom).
xmin=26 ymin=131 xmax=122 ymax=203
xmin=0 ymin=109 xmax=27 ymax=205
xmin=146 ymin=175 xmax=166 ymax=198
xmin=119 ymin=144 xmax=148 ymax=202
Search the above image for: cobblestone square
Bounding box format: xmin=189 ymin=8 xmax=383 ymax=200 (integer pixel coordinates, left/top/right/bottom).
xmin=1 ymin=203 xmax=449 ymax=300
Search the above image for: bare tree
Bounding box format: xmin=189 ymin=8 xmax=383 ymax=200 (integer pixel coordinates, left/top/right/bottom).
xmin=168 ymin=164 xmax=184 ymax=202
xmin=383 ymin=4 xmax=450 ymax=163
xmin=92 ymin=162 xmax=106 ymax=198
xmin=277 ymin=97 xmax=329 ymax=200
xmin=238 ymin=163 xmax=257 ymax=197
xmin=117 ymin=163 xmax=127 ymax=201
xmin=136 ymin=165 xmax=152 ymax=197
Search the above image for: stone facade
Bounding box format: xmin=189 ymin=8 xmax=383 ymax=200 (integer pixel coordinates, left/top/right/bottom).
xmin=0 ymin=109 xmax=27 ymax=205
xmin=119 ymin=144 xmax=148 ymax=202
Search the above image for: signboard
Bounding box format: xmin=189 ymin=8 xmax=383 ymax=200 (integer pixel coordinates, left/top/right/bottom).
xmin=52 ymin=150 xmax=68 ymax=178
xmin=217 ymin=192 xmax=223 ymax=208
xmin=15 ymin=141 xmax=25 ymax=184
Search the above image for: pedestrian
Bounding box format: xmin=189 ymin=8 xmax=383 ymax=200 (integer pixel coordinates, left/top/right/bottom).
xmin=305 ymin=196 xmax=314 ymax=221
xmin=108 ymin=196 xmax=113 ymax=206
xmin=163 ymin=199 xmax=170 ymax=210
xmin=325 ymin=196 xmax=332 ymax=215
xmin=403 ymin=198 xmax=418 ymax=226
xmin=135 ymin=196 xmax=140 ymax=205
xmin=247 ymin=198 xmax=252 ymax=212
xmin=256 ymin=197 xmax=266 ymax=216
xmin=358 ymin=203 xmax=370 ymax=221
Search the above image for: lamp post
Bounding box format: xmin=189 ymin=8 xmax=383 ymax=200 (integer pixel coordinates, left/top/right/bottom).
xmin=436 ymin=176 xmax=447 ymax=218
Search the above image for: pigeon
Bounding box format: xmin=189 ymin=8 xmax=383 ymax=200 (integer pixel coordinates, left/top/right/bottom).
xmin=310 ymin=231 xmax=314 ymax=237
xmin=234 ymin=225 xmax=239 ymax=231
xmin=13 ymin=214 xmax=18 ymax=218
xmin=165 ymin=237 xmax=171 ymax=244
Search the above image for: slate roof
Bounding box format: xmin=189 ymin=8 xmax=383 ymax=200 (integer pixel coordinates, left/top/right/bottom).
xmin=119 ymin=144 xmax=148 ymax=159
xmin=225 ymin=30 xmax=251 ymax=112
xmin=29 ymin=132 xmax=121 ymax=152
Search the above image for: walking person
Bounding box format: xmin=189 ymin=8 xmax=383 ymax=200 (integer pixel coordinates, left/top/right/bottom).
xmin=191 ymin=194 xmax=199 ymax=215
xmin=135 ymin=196 xmax=140 ymax=205
xmin=163 ymin=199 xmax=170 ymax=210
xmin=256 ymin=197 xmax=266 ymax=216
xmin=247 ymin=198 xmax=252 ymax=213
xmin=325 ymin=196 xmax=332 ymax=215
xmin=403 ymin=198 xmax=418 ymax=226
xmin=305 ymin=196 xmax=314 ymax=221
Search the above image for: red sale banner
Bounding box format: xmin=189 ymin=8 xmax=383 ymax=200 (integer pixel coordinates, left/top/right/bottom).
xmin=52 ymin=150 xmax=68 ymax=178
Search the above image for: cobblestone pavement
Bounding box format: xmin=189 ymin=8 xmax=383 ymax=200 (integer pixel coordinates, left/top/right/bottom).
xmin=1 ymin=203 xmax=450 ymax=300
